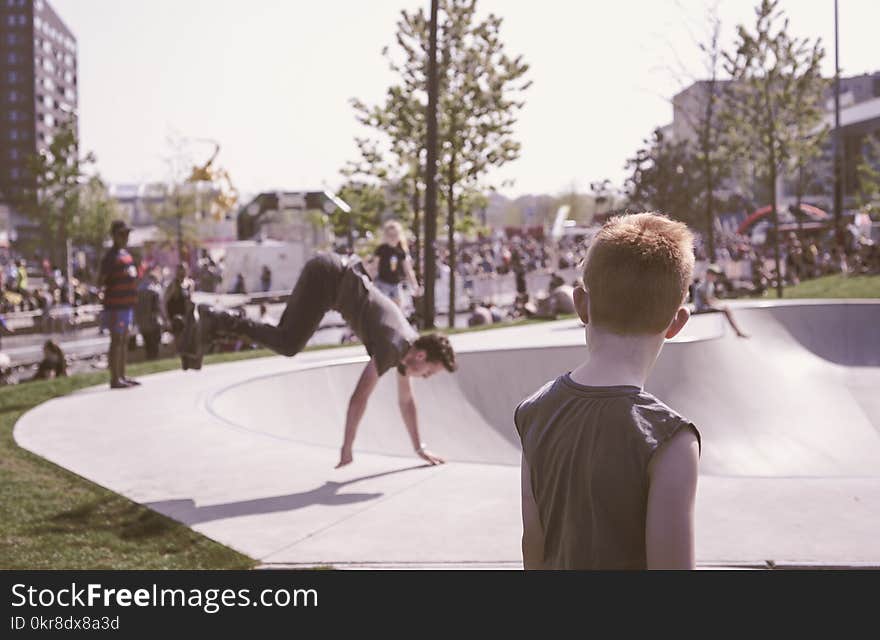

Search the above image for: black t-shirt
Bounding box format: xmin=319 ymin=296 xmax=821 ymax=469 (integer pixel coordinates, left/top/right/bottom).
xmin=332 ymin=256 xmax=418 ymax=376
xmin=515 ymin=374 xmax=701 ymax=570
xmin=374 ymin=244 xmax=408 ymax=284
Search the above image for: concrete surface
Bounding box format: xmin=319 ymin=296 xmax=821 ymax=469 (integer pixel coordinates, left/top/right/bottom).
xmin=13 ymin=300 xmax=880 ymax=568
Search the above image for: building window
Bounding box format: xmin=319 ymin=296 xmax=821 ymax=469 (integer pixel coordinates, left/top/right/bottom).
xmin=6 ymin=71 xmax=19 ymax=83
xmin=35 ymin=0 xmax=44 ymax=10
xmin=8 ymin=90 xmax=20 ymax=102
xmin=18 ymin=14 xmax=26 ymax=25
xmin=43 ymin=94 xmax=53 ymax=107
xmin=44 ymin=113 xmax=55 ymax=127
xmin=10 ymin=168 xmax=21 ymax=180
xmin=64 ymin=71 xmax=74 ymax=83
xmin=9 ymin=148 xmax=19 ymax=161
xmin=43 ymin=59 xmax=55 ymax=73
xmin=64 ymin=88 xmax=75 ymax=100
xmin=9 ymin=130 xmax=19 ymax=141
xmin=6 ymin=53 xmax=17 ymax=64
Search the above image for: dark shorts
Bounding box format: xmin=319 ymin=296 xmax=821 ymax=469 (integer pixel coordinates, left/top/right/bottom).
xmin=374 ymin=278 xmax=402 ymax=302
xmin=102 ymin=308 xmax=133 ymax=334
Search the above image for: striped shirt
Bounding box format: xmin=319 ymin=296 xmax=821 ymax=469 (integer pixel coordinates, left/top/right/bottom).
xmin=100 ymin=247 xmax=139 ymax=310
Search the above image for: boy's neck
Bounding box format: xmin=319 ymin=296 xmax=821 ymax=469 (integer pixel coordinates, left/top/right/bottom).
xmin=569 ymin=326 xmax=665 ymax=389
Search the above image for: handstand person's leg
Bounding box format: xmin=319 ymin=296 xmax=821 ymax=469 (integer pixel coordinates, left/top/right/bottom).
xmin=216 ymin=257 xmax=337 ymax=357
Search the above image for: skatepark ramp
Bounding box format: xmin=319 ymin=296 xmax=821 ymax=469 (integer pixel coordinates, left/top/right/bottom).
xmin=210 ymin=301 xmax=880 ymax=478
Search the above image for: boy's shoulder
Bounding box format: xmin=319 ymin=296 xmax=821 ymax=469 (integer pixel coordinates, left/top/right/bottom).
xmin=514 ymin=376 xmax=561 ymax=428
xmin=629 ymin=390 xmax=701 ymax=456
xmin=515 ymin=375 xmax=700 ymax=455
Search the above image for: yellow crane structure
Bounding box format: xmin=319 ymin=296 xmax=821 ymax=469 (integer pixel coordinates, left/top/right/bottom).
xmin=184 ymin=138 xmax=239 ymax=220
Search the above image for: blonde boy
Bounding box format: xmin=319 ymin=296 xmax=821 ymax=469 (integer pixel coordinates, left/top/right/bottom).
xmin=516 ymin=213 xmax=701 ymax=570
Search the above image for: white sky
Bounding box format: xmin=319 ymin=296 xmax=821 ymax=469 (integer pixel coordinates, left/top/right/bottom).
xmin=52 ymin=0 xmax=879 ymax=199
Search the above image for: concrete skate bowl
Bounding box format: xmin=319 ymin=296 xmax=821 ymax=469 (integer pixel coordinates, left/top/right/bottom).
xmin=208 ymin=301 xmax=880 ymax=478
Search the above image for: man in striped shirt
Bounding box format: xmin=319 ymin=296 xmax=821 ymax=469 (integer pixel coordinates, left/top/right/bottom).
xmin=99 ymin=220 xmax=140 ymax=389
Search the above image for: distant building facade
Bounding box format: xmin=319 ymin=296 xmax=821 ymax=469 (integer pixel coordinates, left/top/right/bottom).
xmin=667 ymin=71 xmax=880 ymax=221
xmin=0 ymin=0 xmax=78 ymax=243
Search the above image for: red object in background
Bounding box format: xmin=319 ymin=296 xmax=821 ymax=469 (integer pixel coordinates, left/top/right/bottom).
xmin=504 ymin=225 xmax=544 ymax=240
xmin=737 ymin=204 xmax=829 ymax=235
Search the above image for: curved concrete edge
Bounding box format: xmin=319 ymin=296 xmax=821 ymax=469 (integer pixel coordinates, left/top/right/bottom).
xmin=11 ymin=306 xmax=880 ymax=566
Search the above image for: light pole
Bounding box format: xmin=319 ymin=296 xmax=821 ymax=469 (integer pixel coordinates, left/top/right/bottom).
xmin=422 ymin=0 xmax=440 ymax=329
xmin=832 ymin=0 xmax=843 ymax=249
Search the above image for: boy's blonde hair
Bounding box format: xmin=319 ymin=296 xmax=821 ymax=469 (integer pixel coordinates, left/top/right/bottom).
xmin=581 ymin=212 xmax=694 ymax=335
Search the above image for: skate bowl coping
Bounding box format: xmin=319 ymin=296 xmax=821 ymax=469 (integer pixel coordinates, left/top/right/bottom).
xmin=208 ymin=301 xmax=880 ymax=479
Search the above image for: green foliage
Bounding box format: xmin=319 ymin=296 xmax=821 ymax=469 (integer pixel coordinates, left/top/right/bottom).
xmin=783 ymin=273 xmax=880 ymax=299
xmin=70 ymin=177 xmax=123 ymax=257
xmin=721 ymin=0 xmax=826 ymax=296
xmin=333 ymin=180 xmax=388 ymax=241
xmin=624 ymin=129 xmax=704 ymax=228
xmin=19 ymin=118 xmax=96 ymax=265
xmin=347 ymin=0 xmax=531 ymax=322
xmin=691 ymin=14 xmax=730 ymax=260
xmin=721 ymin=0 xmax=826 ymax=182
xmin=0 ymin=366 xmax=254 ymax=569
xmin=855 ymin=133 xmax=880 ymax=216
xmin=148 ymin=183 xmax=200 ymax=255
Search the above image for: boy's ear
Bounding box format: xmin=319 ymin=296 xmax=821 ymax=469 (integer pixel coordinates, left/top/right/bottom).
xmin=573 ymin=285 xmax=589 ymax=325
xmin=665 ymin=306 xmax=690 ymax=339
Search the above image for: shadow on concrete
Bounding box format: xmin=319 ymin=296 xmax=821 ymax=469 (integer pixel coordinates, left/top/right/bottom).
xmin=145 ymin=464 xmax=430 ymax=525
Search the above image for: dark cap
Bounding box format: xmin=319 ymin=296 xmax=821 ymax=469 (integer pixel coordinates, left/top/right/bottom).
xmin=110 ymin=220 xmax=132 ymax=234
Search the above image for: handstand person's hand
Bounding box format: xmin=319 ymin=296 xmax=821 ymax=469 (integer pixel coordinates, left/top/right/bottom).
xmin=335 ymin=446 xmax=353 ymax=468
xmin=416 ymin=447 xmax=445 ymax=466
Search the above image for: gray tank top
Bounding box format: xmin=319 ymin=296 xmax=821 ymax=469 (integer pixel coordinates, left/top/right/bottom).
xmin=515 ymin=373 xmax=700 ymax=570
xmin=333 ymin=257 xmax=418 ymax=376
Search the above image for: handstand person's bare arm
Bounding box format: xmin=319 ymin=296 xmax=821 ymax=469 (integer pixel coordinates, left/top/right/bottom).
xmin=396 ymin=373 xmax=444 ymax=465
xmin=336 ymin=360 xmax=380 ymax=468
xmin=521 ymin=455 xmax=546 ymax=569
xmin=645 ymin=427 xmax=700 ymax=569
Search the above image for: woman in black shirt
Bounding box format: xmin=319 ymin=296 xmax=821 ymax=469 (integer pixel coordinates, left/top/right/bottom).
xmin=372 ymin=220 xmax=420 ymax=307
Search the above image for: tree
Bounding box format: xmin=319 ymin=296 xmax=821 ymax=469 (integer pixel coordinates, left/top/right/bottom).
xmin=721 ymin=0 xmax=826 ymax=297
xmin=854 ymin=133 xmax=880 ymax=216
xmin=21 ymin=117 xmax=95 ymax=270
xmin=149 ymin=183 xmax=200 ymax=263
xmin=692 ymin=14 xmax=729 ymax=261
xmin=333 ymin=178 xmax=388 ymax=248
xmin=70 ymin=176 xmax=123 ymax=259
xmin=435 ymin=1 xmax=530 ymax=326
xmin=625 ymin=129 xmax=702 ymax=227
xmin=348 ymin=20 xmax=431 ymax=274
xmin=349 ymin=0 xmax=530 ymax=327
